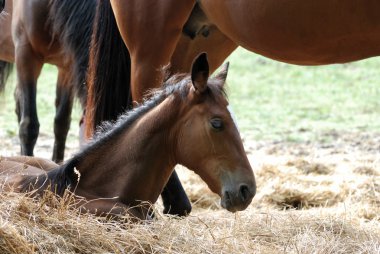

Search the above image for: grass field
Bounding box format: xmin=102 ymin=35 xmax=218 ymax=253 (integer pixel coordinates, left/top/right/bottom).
xmin=0 ymin=48 xmax=379 ymax=253
xmin=227 ymin=48 xmax=380 ymax=141
xmin=1 ymin=47 xmax=380 ymax=150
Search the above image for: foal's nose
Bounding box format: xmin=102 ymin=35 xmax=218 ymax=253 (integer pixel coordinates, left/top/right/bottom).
xmin=221 ymin=183 xmax=256 ymax=212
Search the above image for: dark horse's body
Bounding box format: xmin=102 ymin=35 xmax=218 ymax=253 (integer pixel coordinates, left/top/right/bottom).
xmin=0 ymin=0 xmax=95 ymax=162
xmin=84 ymin=0 xmax=380 ymax=216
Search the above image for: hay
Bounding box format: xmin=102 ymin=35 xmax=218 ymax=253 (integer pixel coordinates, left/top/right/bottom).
xmin=286 ymin=159 xmax=333 ymax=175
xmin=0 ymin=131 xmax=379 ymax=253
xmin=0 ymin=191 xmax=378 ymax=254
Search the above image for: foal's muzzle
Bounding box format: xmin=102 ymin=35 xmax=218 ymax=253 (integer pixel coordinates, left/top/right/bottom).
xmin=221 ymin=183 xmax=256 ymax=212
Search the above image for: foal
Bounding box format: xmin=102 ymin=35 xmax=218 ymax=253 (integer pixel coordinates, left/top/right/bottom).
xmin=0 ymin=53 xmax=256 ymax=219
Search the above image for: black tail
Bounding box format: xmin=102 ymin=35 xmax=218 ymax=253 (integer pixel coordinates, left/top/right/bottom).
xmin=0 ymin=61 xmax=13 ymax=93
xmin=85 ymin=0 xmax=132 ymax=136
xmin=48 ymin=0 xmax=97 ymax=107
xmin=0 ymin=0 xmax=4 ymax=13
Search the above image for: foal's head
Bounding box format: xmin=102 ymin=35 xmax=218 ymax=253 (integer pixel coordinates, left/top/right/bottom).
xmin=173 ymin=53 xmax=256 ymax=212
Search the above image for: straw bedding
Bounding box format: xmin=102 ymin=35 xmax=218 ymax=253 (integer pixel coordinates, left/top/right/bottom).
xmin=0 ymin=131 xmax=379 ymax=253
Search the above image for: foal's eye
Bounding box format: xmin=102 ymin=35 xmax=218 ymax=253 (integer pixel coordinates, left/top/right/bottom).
xmin=210 ymin=118 xmax=224 ymax=131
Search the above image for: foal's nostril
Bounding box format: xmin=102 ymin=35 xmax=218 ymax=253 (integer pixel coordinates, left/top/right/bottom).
xmin=224 ymin=190 xmax=231 ymax=202
xmin=239 ymin=185 xmax=251 ymax=202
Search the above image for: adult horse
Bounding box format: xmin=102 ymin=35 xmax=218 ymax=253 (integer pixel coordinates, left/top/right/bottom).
xmin=85 ymin=0 xmax=380 ymax=216
xmin=0 ymin=0 xmax=95 ymax=162
xmin=87 ymin=0 xmax=380 ymax=129
xmin=0 ymin=54 xmax=256 ymax=219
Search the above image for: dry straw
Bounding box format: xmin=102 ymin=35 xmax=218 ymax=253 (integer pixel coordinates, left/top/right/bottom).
xmin=0 ymin=134 xmax=379 ymax=253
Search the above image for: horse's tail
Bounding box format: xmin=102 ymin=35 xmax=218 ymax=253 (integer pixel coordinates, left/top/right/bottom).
xmin=85 ymin=0 xmax=132 ymax=137
xmin=0 ymin=60 xmax=13 ymax=93
xmin=48 ymin=0 xmax=97 ymax=107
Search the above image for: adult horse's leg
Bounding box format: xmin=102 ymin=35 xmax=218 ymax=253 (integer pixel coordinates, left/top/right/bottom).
xmin=110 ymin=0 xmax=196 ymax=99
xmin=14 ymin=44 xmax=43 ymax=156
xmin=52 ymin=70 xmax=74 ymax=163
xmin=109 ymin=0 xmax=195 ymax=216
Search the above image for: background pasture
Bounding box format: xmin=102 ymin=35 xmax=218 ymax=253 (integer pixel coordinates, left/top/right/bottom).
xmin=0 ymin=48 xmax=379 ymax=253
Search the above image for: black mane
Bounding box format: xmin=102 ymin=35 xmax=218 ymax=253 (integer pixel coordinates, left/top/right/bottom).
xmin=82 ymin=75 xmax=192 ymax=155
xmin=78 ymin=71 xmax=227 ymax=159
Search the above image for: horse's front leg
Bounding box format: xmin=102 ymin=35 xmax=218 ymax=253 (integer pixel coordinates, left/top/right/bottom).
xmin=110 ymin=0 xmax=195 ymax=216
xmin=110 ymin=0 xmax=196 ymax=99
xmin=52 ymin=69 xmax=74 ymax=163
xmin=14 ymin=43 xmax=43 ymax=157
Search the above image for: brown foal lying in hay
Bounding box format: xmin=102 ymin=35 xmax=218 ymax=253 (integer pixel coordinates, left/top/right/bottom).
xmin=0 ymin=54 xmax=256 ymax=220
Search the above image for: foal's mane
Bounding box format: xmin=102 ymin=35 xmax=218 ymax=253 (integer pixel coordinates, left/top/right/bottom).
xmin=88 ymin=74 xmax=192 ymax=145
xmin=91 ymin=71 xmax=227 ymax=143
xmin=19 ymin=72 xmax=227 ymax=196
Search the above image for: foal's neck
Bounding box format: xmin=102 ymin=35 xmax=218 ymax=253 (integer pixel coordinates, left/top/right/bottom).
xmin=75 ymin=97 xmax=179 ymax=205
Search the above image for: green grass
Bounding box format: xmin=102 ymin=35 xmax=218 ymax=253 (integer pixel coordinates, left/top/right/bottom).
xmin=1 ymin=47 xmax=380 ymax=148
xmin=226 ymin=48 xmax=380 ymax=141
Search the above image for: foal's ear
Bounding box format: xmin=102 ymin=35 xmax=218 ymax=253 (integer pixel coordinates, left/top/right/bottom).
xmin=191 ymin=52 xmax=209 ymax=93
xmin=215 ymin=62 xmax=229 ymax=85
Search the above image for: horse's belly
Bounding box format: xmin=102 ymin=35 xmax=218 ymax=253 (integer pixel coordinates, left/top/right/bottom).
xmin=201 ymin=0 xmax=380 ymax=65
